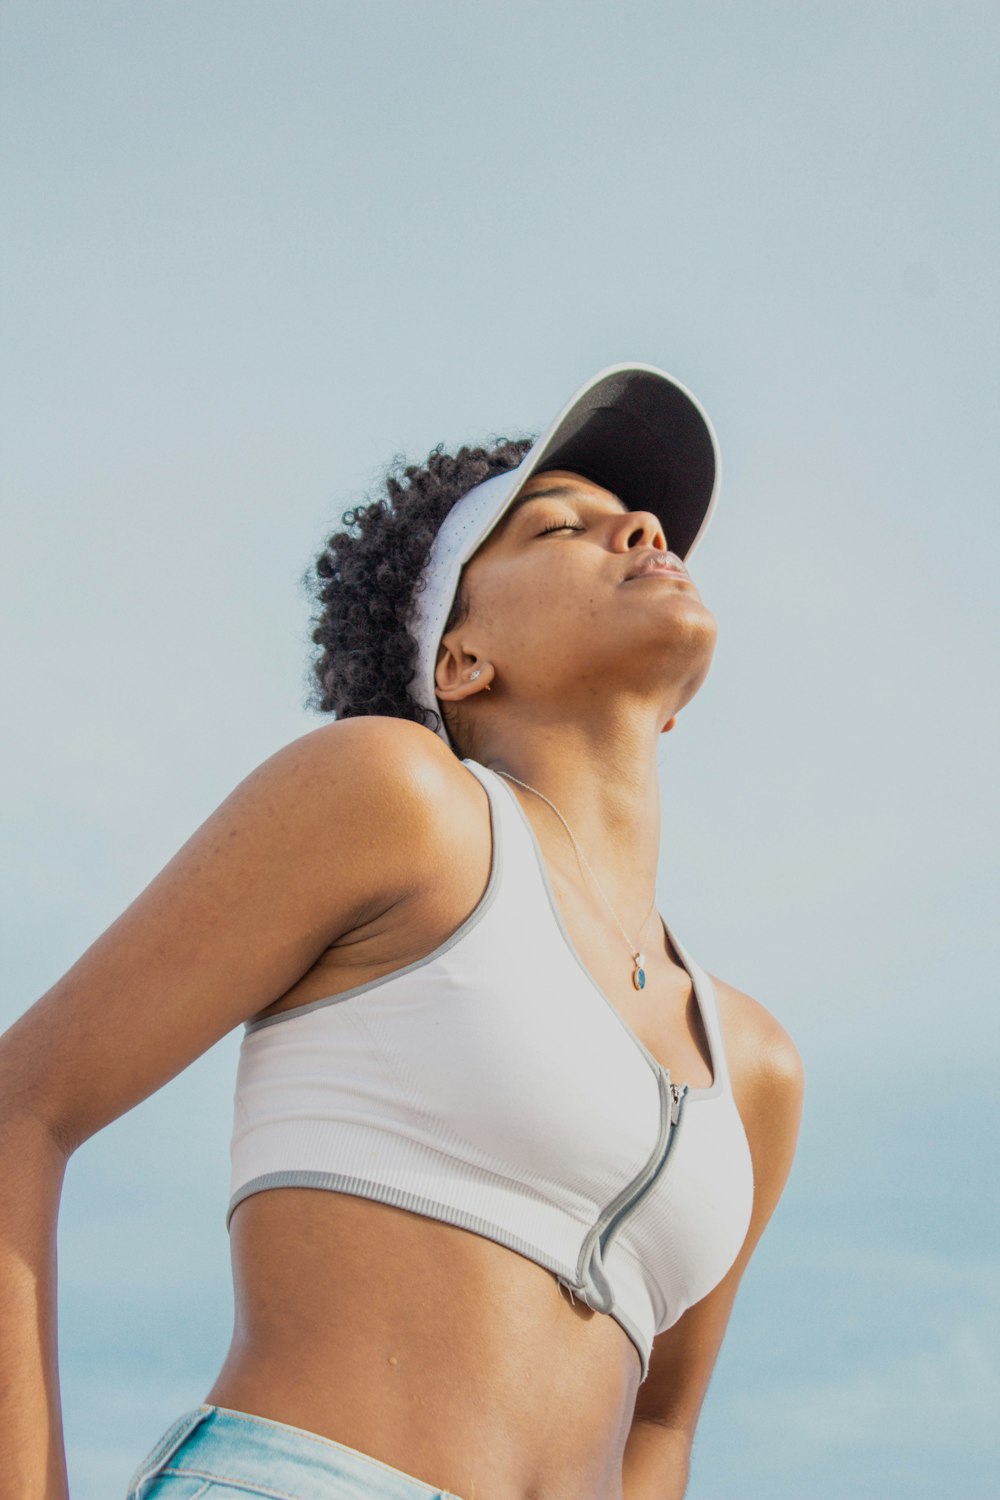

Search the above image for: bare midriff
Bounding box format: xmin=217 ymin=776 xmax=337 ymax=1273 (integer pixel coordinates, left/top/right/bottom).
xmin=205 ymin=1189 xmax=642 ymax=1500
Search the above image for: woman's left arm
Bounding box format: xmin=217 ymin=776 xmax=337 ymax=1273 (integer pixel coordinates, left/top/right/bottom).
xmin=622 ymin=982 xmax=806 ymax=1500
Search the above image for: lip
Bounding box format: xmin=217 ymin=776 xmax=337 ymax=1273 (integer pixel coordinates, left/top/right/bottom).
xmin=626 ymin=566 xmax=690 ymax=583
xmin=625 ymin=549 xmax=690 ymax=583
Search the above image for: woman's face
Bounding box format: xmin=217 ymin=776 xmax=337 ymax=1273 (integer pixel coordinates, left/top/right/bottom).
xmin=435 ymin=468 xmax=718 ymax=735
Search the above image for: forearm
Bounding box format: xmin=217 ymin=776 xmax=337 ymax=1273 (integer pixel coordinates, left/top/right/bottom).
xmin=622 ymin=1418 xmax=692 ymax=1500
xmin=0 ymin=1111 xmax=71 ymax=1500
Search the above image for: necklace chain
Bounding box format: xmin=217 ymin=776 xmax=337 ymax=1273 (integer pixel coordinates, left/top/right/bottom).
xmin=493 ymin=770 xmax=658 ymax=992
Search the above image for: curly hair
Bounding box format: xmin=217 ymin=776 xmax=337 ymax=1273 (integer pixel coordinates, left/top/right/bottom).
xmin=305 ymin=431 xmax=538 ymax=757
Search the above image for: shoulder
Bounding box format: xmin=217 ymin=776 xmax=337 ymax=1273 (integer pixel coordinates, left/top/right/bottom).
xmin=257 ymin=714 xmax=467 ymax=813
xmin=230 ymin=716 xmax=476 ymax=940
xmin=231 ymin=715 xmax=472 ymax=898
xmin=706 ymin=972 xmax=805 ymax=1228
xmin=707 ymin=972 xmax=805 ymax=1143
xmin=709 ymin=972 xmax=804 ymax=1090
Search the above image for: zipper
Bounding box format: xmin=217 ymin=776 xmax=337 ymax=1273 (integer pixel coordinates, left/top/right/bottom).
xmin=557 ymin=1075 xmax=689 ymax=1314
xmin=598 ymin=1081 xmax=687 ymax=1251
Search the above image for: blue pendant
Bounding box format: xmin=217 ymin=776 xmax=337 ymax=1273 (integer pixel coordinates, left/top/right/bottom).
xmin=633 ymin=964 xmax=646 ymax=990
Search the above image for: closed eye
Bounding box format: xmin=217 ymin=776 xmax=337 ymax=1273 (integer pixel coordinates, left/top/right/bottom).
xmin=538 ymin=520 xmax=586 ymax=536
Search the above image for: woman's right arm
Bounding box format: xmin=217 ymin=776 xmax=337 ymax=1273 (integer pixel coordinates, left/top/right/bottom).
xmin=0 ymin=715 xmax=453 ymax=1500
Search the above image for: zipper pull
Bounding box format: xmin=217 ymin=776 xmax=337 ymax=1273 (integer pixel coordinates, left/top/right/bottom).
xmin=669 ymin=1081 xmax=689 ymax=1125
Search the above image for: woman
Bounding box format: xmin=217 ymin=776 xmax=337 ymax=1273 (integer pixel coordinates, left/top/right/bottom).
xmin=0 ymin=363 xmax=804 ymax=1500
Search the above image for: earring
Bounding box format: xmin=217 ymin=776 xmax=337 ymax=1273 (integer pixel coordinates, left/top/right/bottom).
xmin=469 ymin=669 xmax=492 ymax=692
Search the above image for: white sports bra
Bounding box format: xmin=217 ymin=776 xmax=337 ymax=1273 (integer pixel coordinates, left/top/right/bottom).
xmin=227 ymin=757 xmax=755 ymax=1382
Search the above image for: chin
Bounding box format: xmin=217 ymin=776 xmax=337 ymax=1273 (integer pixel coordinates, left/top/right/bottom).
xmin=668 ymin=601 xmax=717 ymax=660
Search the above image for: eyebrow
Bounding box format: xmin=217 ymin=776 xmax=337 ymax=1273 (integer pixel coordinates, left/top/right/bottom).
xmin=493 ymin=482 xmax=630 ymax=537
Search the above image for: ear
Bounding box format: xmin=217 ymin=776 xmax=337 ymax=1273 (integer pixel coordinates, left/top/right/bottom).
xmin=660 ymin=716 xmax=677 ymax=735
xmin=434 ymin=638 xmax=490 ymax=704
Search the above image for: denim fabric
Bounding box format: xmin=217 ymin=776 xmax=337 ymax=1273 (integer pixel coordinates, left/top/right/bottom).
xmin=124 ymin=1403 xmax=464 ymax=1499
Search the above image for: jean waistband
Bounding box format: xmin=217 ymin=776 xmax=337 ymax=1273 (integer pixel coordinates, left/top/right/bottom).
xmin=126 ymin=1403 xmax=461 ymax=1500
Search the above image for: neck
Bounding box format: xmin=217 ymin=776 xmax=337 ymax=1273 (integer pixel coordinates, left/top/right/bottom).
xmin=471 ymin=715 xmax=667 ymax=927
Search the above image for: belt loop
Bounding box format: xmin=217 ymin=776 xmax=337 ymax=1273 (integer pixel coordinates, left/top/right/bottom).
xmin=124 ymin=1405 xmax=215 ymax=1498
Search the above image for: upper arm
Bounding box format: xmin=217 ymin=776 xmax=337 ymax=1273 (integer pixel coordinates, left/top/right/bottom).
xmin=631 ymin=986 xmax=805 ymax=1436
xmin=0 ymin=715 xmax=456 ymax=1156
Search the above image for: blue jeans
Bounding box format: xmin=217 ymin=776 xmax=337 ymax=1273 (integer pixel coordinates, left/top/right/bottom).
xmin=124 ymin=1404 xmax=465 ymax=1499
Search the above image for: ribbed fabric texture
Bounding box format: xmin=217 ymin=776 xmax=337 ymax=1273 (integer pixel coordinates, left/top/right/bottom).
xmin=227 ymin=759 xmax=754 ymax=1382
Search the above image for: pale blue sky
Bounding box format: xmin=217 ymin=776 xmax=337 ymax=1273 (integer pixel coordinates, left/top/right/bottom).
xmin=2 ymin=3 xmax=998 ymax=1497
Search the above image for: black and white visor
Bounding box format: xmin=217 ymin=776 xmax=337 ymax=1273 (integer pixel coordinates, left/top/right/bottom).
xmin=406 ymin=361 xmax=721 ymax=747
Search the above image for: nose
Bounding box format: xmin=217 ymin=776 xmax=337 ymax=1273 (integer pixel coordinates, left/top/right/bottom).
xmin=617 ymin=510 xmax=668 ymax=553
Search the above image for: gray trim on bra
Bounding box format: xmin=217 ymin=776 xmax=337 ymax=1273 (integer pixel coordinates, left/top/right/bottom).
xmin=226 ymin=1169 xmax=571 ymax=1261
xmin=243 ymin=759 xmax=504 ymax=1033
xmin=225 ymin=1169 xmax=651 ymax=1378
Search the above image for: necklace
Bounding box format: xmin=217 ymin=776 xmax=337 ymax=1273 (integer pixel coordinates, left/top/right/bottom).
xmin=493 ymin=770 xmax=658 ymax=992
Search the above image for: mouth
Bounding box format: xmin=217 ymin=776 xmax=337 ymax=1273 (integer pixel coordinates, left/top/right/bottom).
xmin=625 ymin=566 xmax=691 ymax=583
xmin=624 ymin=550 xmax=691 ymax=583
